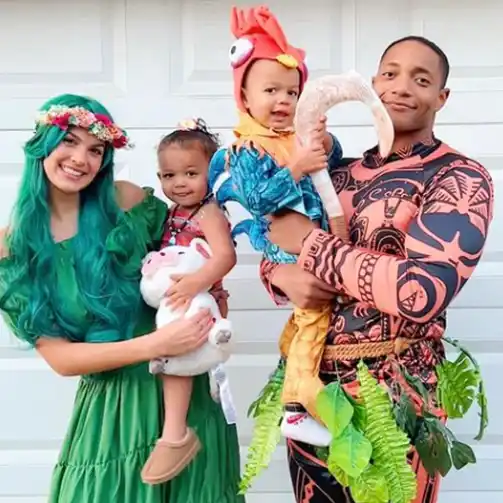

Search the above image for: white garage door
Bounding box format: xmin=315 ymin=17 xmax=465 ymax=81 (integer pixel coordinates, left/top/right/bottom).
xmin=0 ymin=1 xmax=502 ymax=502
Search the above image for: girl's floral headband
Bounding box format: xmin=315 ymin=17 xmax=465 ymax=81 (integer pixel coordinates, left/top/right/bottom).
xmin=176 ymin=117 xmax=209 ymax=133
xmin=176 ymin=117 xmax=220 ymax=144
xmin=35 ymin=105 xmax=133 ymax=149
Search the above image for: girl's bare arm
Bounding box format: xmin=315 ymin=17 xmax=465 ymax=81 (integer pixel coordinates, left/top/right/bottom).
xmin=190 ymin=202 xmax=237 ymax=290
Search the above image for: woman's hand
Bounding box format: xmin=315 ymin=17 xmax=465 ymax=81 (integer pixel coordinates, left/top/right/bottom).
xmin=268 ymin=211 xmax=317 ymax=255
xmin=271 ymin=263 xmax=337 ymax=309
xmin=148 ymin=308 xmax=214 ymax=358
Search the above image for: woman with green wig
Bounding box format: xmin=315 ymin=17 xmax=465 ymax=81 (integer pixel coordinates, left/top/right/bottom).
xmin=0 ymin=94 xmax=244 ymax=503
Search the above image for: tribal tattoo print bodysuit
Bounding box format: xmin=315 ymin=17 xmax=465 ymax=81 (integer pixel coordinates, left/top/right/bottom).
xmin=260 ymin=137 xmax=494 ymax=503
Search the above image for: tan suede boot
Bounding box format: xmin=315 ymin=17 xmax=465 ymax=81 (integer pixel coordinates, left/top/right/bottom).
xmin=141 ymin=428 xmax=201 ymax=485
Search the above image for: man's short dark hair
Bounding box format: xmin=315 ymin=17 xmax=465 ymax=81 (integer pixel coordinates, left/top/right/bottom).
xmin=380 ymin=35 xmax=450 ymax=88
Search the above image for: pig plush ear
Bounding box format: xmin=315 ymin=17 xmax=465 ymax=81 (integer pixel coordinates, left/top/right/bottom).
xmin=191 ymin=238 xmax=212 ymax=259
xmin=141 ymin=251 xmax=155 ymax=264
xmin=140 ymin=251 xmax=156 ymax=275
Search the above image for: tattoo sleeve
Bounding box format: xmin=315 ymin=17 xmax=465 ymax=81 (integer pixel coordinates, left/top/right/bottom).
xmin=298 ymin=161 xmax=494 ymax=322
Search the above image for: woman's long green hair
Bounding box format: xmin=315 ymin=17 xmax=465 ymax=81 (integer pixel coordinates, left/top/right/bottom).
xmin=2 ymin=94 xmax=142 ymax=344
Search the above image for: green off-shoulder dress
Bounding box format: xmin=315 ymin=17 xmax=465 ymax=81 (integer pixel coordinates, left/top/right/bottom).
xmin=0 ymin=189 xmax=244 ymax=503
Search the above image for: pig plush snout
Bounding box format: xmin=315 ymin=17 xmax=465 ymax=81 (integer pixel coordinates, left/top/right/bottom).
xmin=141 ymin=250 xmax=182 ymax=276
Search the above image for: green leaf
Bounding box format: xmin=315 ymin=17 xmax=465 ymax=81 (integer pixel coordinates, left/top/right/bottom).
xmin=415 ymin=419 xmax=452 ymax=477
xmin=328 ymin=423 xmax=372 ymax=478
xmin=350 ymin=465 xmax=389 ymax=503
xmin=441 ymin=335 xmax=489 ymax=440
xmin=451 ymin=441 xmax=476 ymax=470
xmin=475 ymin=382 xmax=489 ymax=441
xmin=316 ymin=381 xmax=354 ymax=438
xmin=394 ymin=392 xmax=419 ymax=442
xmin=347 ymin=394 xmax=368 ymax=431
xmin=315 ymin=446 xmax=329 ymax=463
xmin=239 ymin=363 xmax=285 ymax=494
xmin=402 ymin=368 xmax=429 ymax=403
xmin=357 ymin=361 xmax=417 ymax=503
xmin=330 ymin=464 xmax=353 ymax=488
xmin=247 ymin=360 xmax=285 ymax=418
xmin=435 ymin=353 xmax=479 ymax=419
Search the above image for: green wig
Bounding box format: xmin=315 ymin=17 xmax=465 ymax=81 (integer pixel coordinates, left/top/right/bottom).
xmin=1 ymin=94 xmax=143 ymax=344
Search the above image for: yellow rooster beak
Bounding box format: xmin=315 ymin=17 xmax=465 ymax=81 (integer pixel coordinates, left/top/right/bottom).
xmin=276 ymin=54 xmax=299 ymax=69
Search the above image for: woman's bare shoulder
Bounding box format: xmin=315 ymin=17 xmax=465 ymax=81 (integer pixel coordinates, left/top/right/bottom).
xmin=115 ymin=180 xmax=146 ymax=211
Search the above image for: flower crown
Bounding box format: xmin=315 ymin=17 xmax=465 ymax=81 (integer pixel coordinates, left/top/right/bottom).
xmin=35 ymin=105 xmax=133 ymax=149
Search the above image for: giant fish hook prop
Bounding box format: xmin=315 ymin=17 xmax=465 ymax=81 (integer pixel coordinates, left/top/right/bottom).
xmin=294 ymin=70 xmax=394 ymax=241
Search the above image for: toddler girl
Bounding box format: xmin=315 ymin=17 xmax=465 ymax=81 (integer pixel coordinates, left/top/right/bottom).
xmin=141 ymin=118 xmax=237 ymax=485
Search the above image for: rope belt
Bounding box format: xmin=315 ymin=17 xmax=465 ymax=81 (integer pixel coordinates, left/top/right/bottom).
xmin=323 ymin=337 xmax=419 ymax=361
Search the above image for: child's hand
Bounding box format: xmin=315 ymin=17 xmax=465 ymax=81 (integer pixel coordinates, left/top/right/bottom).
xmin=318 ymin=116 xmax=334 ymax=154
xmin=165 ymin=274 xmax=202 ymax=312
xmin=310 ymin=115 xmax=333 ymax=154
xmin=289 ymin=115 xmax=329 ymax=179
xmin=310 ymin=115 xmax=327 ymax=145
xmin=290 ymin=141 xmax=327 ymax=180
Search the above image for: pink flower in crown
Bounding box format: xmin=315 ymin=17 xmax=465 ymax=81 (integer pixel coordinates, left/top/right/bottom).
xmin=52 ymin=113 xmax=71 ymax=130
xmin=95 ymin=113 xmax=113 ymax=127
xmin=75 ymin=109 xmax=94 ymax=128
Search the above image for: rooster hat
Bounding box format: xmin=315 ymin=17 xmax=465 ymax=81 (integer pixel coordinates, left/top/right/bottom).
xmin=229 ymin=5 xmax=308 ymax=112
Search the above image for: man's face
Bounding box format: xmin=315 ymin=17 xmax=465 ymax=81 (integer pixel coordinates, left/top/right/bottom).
xmin=373 ymin=40 xmax=450 ymax=135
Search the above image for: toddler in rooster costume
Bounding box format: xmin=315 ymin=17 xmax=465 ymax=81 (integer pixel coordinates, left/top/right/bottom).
xmin=209 ymin=4 xmax=344 ymax=446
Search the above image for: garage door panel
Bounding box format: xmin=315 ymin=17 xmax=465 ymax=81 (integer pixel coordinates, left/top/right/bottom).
xmin=0 ymin=448 xmax=57 ymax=499
xmin=171 ymin=0 xmax=346 ymax=97
xmin=0 ymin=0 xmax=501 ymax=500
xmin=0 ymin=362 xmax=76 ymax=444
xmin=0 ymin=0 xmax=127 ymax=128
xmin=447 ymin=308 xmax=503 ymax=344
xmin=0 ymin=177 xmax=20 ymax=229
xmin=354 ymin=0 xmax=503 ymax=125
xmin=410 ymin=1 xmax=503 ymax=81
xmin=3 ymin=0 xmax=502 ymax=131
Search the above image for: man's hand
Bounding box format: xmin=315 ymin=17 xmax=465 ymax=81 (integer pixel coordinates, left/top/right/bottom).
xmin=271 ymin=263 xmax=338 ymax=309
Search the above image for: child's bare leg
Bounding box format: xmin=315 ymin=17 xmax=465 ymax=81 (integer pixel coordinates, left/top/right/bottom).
xmin=217 ymin=297 xmax=229 ymax=318
xmin=141 ymin=375 xmax=201 ymax=485
xmin=161 ymin=375 xmax=192 ymax=441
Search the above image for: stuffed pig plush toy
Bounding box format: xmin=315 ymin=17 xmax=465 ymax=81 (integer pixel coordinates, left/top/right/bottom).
xmin=140 ymin=237 xmax=234 ymax=377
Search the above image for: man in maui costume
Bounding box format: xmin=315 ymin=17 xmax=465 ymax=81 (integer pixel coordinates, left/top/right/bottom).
xmin=209 ymin=4 xmax=344 ymax=445
xmin=253 ymin=36 xmax=494 ymax=503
